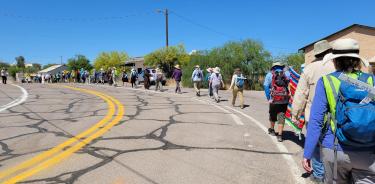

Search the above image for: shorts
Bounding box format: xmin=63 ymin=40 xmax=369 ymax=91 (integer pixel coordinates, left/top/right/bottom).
xmin=269 ymin=103 xmax=288 ymax=122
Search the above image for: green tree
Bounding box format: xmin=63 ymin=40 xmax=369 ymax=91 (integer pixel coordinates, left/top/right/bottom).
xmin=0 ymin=62 xmax=10 ymax=69
xmin=93 ymin=51 xmax=129 ymax=70
xmin=67 ymin=55 xmax=92 ymax=71
xmin=280 ymin=53 xmax=305 ymax=73
xmin=32 ymin=63 xmax=42 ymax=71
xmin=144 ymin=44 xmax=190 ymax=76
xmin=15 ymin=56 xmax=26 ymax=68
xmin=181 ymin=39 xmax=272 ymax=90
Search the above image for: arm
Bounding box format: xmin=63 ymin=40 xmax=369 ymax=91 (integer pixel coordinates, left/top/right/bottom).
xmin=303 ymin=79 xmax=328 ymax=159
xmin=229 ymin=75 xmax=235 ymax=90
xmin=263 ymin=73 xmax=272 ymax=100
xmin=191 ymin=70 xmax=195 ymax=80
xmin=291 ymin=73 xmax=309 ymax=117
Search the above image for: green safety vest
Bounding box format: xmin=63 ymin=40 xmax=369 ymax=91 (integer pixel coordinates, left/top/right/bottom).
xmin=322 ymin=72 xmax=374 ymax=132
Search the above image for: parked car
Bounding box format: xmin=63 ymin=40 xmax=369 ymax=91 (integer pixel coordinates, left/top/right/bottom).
xmin=137 ymin=68 xmax=166 ymax=85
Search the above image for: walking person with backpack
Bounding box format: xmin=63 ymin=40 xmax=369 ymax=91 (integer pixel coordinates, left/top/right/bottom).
xmin=192 ymin=65 xmax=204 ymax=96
xmin=302 ymin=38 xmax=375 ymax=184
xmin=210 ymin=67 xmax=224 ymax=103
xmin=228 ymin=68 xmax=246 ymax=109
xmin=206 ymin=68 xmax=214 ymax=98
xmin=172 ymin=65 xmax=182 ymax=94
xmin=292 ymin=40 xmax=334 ymax=183
xmin=264 ymin=62 xmax=290 ymax=142
xmin=121 ymin=70 xmax=128 ymax=87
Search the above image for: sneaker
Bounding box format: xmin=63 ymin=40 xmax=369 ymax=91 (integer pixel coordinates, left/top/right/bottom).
xmin=277 ymin=135 xmax=283 ymax=142
xmin=310 ymin=176 xmax=324 ymax=184
xmin=268 ymin=128 xmax=276 ymax=136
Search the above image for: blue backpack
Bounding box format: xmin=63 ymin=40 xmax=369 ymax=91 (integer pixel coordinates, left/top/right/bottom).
xmin=236 ymin=74 xmax=245 ymax=88
xmin=329 ymin=72 xmax=375 ymax=147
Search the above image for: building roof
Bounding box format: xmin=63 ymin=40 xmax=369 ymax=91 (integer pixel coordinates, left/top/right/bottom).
xmin=38 ymin=65 xmax=65 ymax=73
xmin=299 ymin=24 xmax=375 ymax=52
xmin=125 ymin=57 xmax=144 ymax=64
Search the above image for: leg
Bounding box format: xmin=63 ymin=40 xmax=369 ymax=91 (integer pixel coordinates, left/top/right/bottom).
xmin=311 ymin=146 xmax=325 ymax=182
xmin=213 ymin=85 xmax=219 ymax=102
xmin=232 ymin=87 xmax=238 ymax=106
xmin=238 ymin=89 xmax=244 ymax=108
xmin=268 ymin=103 xmax=277 ymax=136
xmin=193 ymin=82 xmax=199 ymax=96
xmin=322 ymin=148 xmax=352 ymax=184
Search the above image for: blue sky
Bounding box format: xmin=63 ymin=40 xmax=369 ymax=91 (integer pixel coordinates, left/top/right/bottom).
xmin=0 ymin=0 xmax=374 ymax=65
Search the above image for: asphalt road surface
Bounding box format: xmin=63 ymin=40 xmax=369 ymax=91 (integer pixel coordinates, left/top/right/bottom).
xmin=0 ymin=83 xmax=310 ymax=184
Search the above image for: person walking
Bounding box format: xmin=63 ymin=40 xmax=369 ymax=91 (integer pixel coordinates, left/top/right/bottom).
xmin=302 ymin=38 xmax=375 ymax=184
xmin=172 ymin=65 xmax=182 ymax=94
xmin=264 ymin=62 xmax=290 ymax=142
xmin=130 ymin=68 xmax=137 ymax=88
xmin=144 ymin=69 xmax=151 ymax=90
xmin=112 ymin=67 xmax=118 ymax=87
xmin=1 ymin=68 xmax=8 ymax=84
xmin=206 ymin=68 xmax=214 ymax=98
xmin=228 ymin=68 xmax=246 ymax=109
xmin=291 ymin=40 xmax=334 ymax=183
xmin=122 ymin=71 xmax=129 ymax=87
xmin=191 ymin=65 xmax=204 ymax=96
xmin=210 ymin=67 xmax=224 ymax=103
xmin=155 ymin=67 xmax=164 ymax=91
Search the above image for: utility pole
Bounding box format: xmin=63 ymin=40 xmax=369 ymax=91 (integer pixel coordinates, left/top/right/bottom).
xmin=157 ymin=9 xmax=169 ymax=47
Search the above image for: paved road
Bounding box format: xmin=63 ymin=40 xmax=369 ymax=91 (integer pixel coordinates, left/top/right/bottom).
xmin=0 ymin=83 xmax=310 ymax=184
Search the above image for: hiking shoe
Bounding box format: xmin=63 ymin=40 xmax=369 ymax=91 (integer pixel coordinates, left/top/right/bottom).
xmin=277 ymin=135 xmax=283 ymax=142
xmin=310 ymin=176 xmax=324 ymax=184
xmin=268 ymin=128 xmax=276 ymax=136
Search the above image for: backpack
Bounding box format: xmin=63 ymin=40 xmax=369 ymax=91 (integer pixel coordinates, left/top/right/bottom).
xmin=131 ymin=71 xmax=137 ymax=78
xmin=327 ymin=72 xmax=375 ymax=147
xmin=235 ymin=74 xmax=245 ymax=88
xmin=271 ymin=70 xmax=289 ymax=103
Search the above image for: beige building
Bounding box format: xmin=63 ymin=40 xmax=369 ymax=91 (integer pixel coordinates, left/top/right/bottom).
xmin=299 ymin=24 xmax=375 ymax=73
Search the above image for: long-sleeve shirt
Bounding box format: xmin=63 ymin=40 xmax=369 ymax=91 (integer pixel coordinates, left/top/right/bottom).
xmin=291 ymin=56 xmax=335 ymax=120
xmin=191 ymin=69 xmax=203 ymax=81
xmin=172 ymin=69 xmax=182 ymax=81
xmin=303 ymin=78 xmax=374 ymax=159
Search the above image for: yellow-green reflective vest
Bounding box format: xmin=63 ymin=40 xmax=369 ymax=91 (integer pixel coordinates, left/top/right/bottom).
xmin=322 ymin=72 xmax=374 ymax=132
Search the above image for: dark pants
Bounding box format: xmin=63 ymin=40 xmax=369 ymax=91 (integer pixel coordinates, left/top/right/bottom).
xmin=2 ymin=76 xmax=6 ymax=84
xmin=175 ymin=80 xmax=181 ymax=93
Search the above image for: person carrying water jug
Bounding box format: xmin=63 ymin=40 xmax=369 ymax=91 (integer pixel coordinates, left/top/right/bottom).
xmin=302 ymin=38 xmax=375 ymax=184
xmin=228 ymin=68 xmax=246 ymax=109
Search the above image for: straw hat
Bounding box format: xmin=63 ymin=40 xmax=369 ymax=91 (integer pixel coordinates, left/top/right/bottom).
xmin=323 ymin=38 xmax=369 ymax=67
xmin=174 ymin=65 xmax=180 ymax=69
xmin=272 ymin=62 xmax=284 ymax=67
xmin=213 ymin=67 xmax=221 ymax=73
xmin=195 ymin=65 xmax=200 ymax=68
xmin=314 ymin=40 xmax=331 ymax=56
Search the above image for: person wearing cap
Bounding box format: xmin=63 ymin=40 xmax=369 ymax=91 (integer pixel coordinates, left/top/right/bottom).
xmin=302 ymin=38 xmax=374 ymax=184
xmin=210 ymin=67 xmax=224 ymax=102
xmin=263 ymin=62 xmax=290 ymax=142
xmin=292 ymin=40 xmax=334 ymax=183
xmin=130 ymin=68 xmax=138 ymax=88
xmin=206 ymin=67 xmax=214 ymax=98
xmin=228 ymin=68 xmax=246 ymax=109
xmin=191 ymin=65 xmax=204 ymax=96
xmin=172 ymin=65 xmax=183 ymax=94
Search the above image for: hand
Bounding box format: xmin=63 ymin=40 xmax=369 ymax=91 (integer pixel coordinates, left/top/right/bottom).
xmin=268 ymin=99 xmax=273 ymax=103
xmin=291 ymin=116 xmax=298 ymax=123
xmin=302 ymin=158 xmax=312 ymax=173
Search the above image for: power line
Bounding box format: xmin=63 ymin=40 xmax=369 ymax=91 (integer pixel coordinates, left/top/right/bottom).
xmin=0 ymin=10 xmax=153 ymax=22
xmin=170 ymin=10 xmax=238 ymax=39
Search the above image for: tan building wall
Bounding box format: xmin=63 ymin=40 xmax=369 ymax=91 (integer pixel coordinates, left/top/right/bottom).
xmin=303 ymin=26 xmax=375 ymax=73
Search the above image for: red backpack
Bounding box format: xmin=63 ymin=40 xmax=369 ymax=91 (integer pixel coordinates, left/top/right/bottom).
xmin=271 ymin=70 xmax=289 ymax=103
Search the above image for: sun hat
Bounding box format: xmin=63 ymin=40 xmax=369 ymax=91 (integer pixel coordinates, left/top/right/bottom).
xmin=195 ymin=65 xmax=200 ymax=68
xmin=314 ymin=40 xmax=331 ymax=56
xmin=272 ymin=62 xmax=284 ymax=67
xmin=213 ymin=67 xmax=221 ymax=73
xmin=323 ymin=38 xmax=369 ymax=67
xmin=206 ymin=67 xmax=213 ymax=72
xmin=175 ymin=65 xmax=180 ymax=69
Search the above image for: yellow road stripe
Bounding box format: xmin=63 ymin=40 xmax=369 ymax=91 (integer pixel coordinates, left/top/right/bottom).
xmin=0 ymin=86 xmax=124 ymax=183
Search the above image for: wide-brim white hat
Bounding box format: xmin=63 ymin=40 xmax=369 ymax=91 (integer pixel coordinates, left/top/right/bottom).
xmin=322 ymin=38 xmax=369 ymax=67
xmin=213 ymin=67 xmax=221 ymax=73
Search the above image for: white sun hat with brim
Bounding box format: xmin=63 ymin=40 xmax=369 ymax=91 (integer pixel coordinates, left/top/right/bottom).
xmin=213 ymin=67 xmax=221 ymax=73
xmin=314 ymin=40 xmax=331 ymax=56
xmin=323 ymin=38 xmax=369 ymax=67
xmin=272 ymin=62 xmax=285 ymax=67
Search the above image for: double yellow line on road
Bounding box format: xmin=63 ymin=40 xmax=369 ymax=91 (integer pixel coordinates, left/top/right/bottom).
xmin=0 ymin=86 xmax=125 ymax=183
